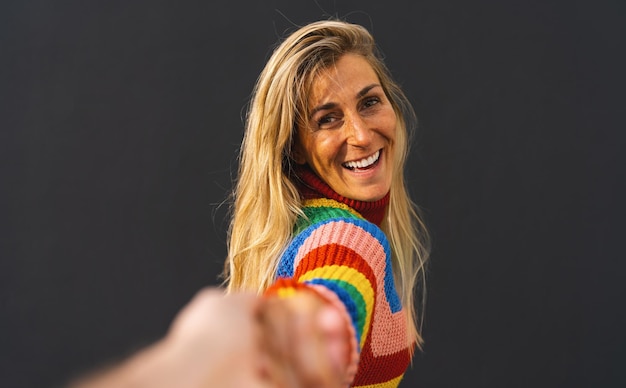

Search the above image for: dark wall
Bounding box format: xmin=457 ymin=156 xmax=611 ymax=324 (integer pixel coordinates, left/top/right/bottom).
xmin=2 ymin=1 xmax=624 ymax=387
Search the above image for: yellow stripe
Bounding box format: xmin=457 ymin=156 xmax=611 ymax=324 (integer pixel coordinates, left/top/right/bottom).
xmin=276 ymin=287 xmax=297 ymax=298
xmin=353 ymin=374 xmax=403 ymax=388
xmin=298 ymin=265 xmax=374 ymax=349
xmin=303 ymin=198 xmax=364 ymax=219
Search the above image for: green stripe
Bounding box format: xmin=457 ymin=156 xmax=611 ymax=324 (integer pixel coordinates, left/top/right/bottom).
xmin=295 ymin=205 xmax=362 ymax=234
xmin=324 ymin=278 xmax=368 ymax=341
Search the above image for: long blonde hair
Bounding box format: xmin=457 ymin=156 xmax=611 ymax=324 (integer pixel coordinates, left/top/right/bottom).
xmin=223 ymin=20 xmax=430 ymax=346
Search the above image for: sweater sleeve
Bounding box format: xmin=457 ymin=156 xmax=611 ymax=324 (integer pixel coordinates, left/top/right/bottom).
xmin=265 ymin=199 xmax=409 ymax=387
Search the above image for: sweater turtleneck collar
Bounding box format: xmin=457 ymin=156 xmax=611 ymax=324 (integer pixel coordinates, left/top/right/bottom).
xmin=293 ymin=164 xmax=389 ymax=226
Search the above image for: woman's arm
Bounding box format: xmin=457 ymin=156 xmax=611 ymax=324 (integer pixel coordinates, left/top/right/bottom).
xmin=265 ymin=200 xmax=411 ymax=387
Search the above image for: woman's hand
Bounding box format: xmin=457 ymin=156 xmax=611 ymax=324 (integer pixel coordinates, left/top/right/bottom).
xmin=257 ymin=291 xmax=351 ymax=388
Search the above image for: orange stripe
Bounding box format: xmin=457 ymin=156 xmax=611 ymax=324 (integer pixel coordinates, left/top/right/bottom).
xmin=294 ymin=244 xmax=378 ymax=290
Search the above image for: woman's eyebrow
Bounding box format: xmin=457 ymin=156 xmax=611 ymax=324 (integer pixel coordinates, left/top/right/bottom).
xmin=309 ymin=84 xmax=382 ymax=119
xmin=310 ymin=102 xmax=338 ymax=119
xmin=357 ymin=83 xmax=381 ymax=98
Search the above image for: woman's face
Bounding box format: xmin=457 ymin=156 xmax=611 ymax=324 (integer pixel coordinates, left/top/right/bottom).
xmin=294 ymin=53 xmax=397 ymax=202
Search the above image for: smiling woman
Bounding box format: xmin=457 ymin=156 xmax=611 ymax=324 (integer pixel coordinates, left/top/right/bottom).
xmin=224 ymin=20 xmax=430 ymax=387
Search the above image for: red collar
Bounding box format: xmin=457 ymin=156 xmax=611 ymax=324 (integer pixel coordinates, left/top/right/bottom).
xmin=294 ymin=165 xmax=389 ymax=226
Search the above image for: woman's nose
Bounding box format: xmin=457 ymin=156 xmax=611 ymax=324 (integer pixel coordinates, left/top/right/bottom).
xmin=345 ymin=114 xmax=372 ymax=147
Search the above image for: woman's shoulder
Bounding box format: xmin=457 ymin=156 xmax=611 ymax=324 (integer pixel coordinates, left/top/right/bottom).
xmin=295 ymin=198 xmax=369 ymax=234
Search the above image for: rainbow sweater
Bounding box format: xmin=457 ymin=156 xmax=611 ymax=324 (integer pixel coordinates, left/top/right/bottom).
xmin=266 ymin=166 xmax=411 ymax=388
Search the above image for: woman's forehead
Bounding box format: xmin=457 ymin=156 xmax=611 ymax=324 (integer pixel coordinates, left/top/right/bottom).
xmin=306 ymin=54 xmax=380 ymax=107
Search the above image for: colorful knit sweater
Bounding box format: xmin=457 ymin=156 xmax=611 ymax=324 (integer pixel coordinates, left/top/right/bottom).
xmin=265 ymin=166 xmax=411 ymax=388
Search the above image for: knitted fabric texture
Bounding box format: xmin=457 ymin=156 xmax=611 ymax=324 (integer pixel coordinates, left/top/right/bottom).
xmin=265 ymin=166 xmax=411 ymax=388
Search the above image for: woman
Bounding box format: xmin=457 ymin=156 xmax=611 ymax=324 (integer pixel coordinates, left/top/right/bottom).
xmin=224 ymin=20 xmax=430 ymax=387
xmin=72 ymin=19 xmax=425 ymax=388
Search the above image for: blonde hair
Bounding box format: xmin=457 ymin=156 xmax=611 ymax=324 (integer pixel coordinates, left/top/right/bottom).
xmin=223 ymin=20 xmax=430 ymax=346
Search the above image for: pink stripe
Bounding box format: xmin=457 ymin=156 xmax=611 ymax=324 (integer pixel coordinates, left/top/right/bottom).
xmin=293 ymin=221 xmax=386 ymax=278
xmin=370 ymin=307 xmax=408 ymax=356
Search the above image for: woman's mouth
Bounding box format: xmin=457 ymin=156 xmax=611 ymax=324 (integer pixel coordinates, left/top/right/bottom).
xmin=342 ymin=150 xmax=381 ymax=171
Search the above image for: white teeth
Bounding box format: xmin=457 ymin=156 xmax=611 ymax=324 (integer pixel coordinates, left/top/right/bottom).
xmin=343 ymin=150 xmax=380 ymax=169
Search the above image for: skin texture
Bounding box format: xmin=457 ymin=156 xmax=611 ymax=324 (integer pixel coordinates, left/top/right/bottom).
xmin=293 ymin=53 xmax=397 ymax=202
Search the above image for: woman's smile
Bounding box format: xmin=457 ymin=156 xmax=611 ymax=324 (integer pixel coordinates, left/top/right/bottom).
xmin=342 ymin=149 xmax=381 ymax=171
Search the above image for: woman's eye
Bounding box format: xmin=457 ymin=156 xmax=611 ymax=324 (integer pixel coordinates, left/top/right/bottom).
xmin=362 ymin=97 xmax=380 ymax=109
xmin=317 ymin=115 xmax=339 ymax=128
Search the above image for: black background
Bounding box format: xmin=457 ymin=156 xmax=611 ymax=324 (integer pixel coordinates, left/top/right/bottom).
xmin=2 ymin=1 xmax=625 ymax=387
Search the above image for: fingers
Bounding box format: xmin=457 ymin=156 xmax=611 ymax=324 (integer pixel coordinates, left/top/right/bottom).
xmin=256 ymin=296 xmax=296 ymax=387
xmin=257 ymin=292 xmax=349 ymax=388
